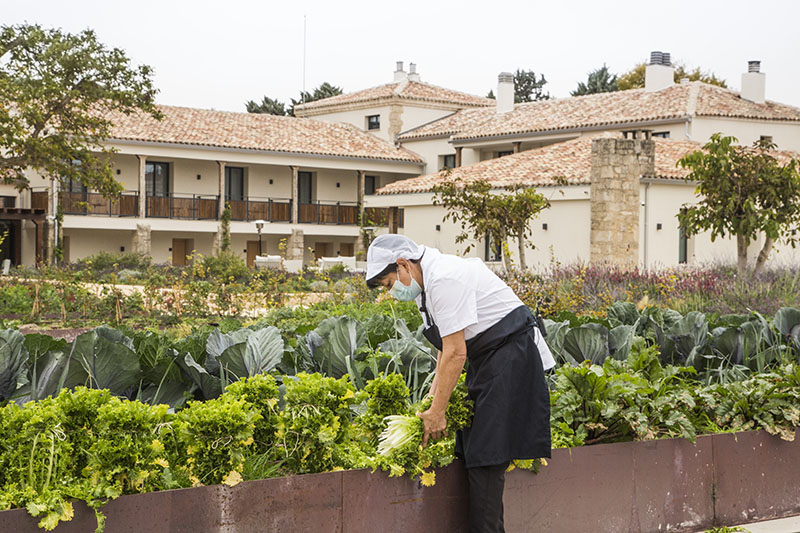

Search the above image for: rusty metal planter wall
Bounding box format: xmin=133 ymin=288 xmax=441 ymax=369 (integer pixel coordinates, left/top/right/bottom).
xmin=2 ymin=430 xmax=798 ymax=532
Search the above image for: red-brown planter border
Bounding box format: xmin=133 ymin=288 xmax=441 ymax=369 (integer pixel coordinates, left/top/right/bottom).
xmin=1 ymin=430 xmax=797 ymax=532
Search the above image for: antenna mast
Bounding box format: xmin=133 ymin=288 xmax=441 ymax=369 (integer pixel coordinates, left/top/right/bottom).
xmin=302 ymin=15 xmax=307 ymax=103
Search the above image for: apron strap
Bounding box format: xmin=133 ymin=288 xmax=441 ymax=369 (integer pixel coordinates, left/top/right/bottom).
xmin=419 ymin=290 xmax=436 ymax=329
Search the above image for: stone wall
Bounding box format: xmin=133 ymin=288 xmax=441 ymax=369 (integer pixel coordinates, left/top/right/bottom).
xmin=286 ymin=229 xmax=304 ymax=260
xmin=589 ymin=136 xmax=654 ymax=265
xmin=131 ymin=223 xmax=152 ymax=256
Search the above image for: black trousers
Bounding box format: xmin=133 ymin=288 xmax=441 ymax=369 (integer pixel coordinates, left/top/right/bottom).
xmin=467 ymin=462 xmax=509 ymax=533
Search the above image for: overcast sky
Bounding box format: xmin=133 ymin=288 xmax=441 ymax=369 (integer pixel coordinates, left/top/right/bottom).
xmin=5 ymin=0 xmax=800 ymax=111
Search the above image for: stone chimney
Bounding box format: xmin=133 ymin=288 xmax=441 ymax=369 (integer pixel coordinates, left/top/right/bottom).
xmin=496 ymin=72 xmax=514 ymax=114
xmin=590 ymin=132 xmax=655 ymax=266
xmin=645 ymin=51 xmax=675 ymax=92
xmin=741 ymin=60 xmax=765 ymax=104
xmin=408 ymin=62 xmax=420 ymax=82
xmin=394 ymin=61 xmax=407 ymax=82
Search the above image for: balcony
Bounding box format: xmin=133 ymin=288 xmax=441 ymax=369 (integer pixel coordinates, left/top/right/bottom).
xmin=0 ymin=196 xmax=16 ymax=208
xmin=228 ymin=197 xmax=292 ymax=223
xmin=30 ymin=190 xmax=138 ymax=216
xmin=28 ymin=189 xmax=403 ymax=227
xmin=146 ymin=194 xmax=218 ymax=220
xmin=298 ymin=201 xmax=359 ymax=225
xmin=363 ymin=207 xmax=404 ymax=228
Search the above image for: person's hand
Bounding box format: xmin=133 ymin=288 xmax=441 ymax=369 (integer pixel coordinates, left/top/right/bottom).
xmin=417 ymin=407 xmax=447 ymax=447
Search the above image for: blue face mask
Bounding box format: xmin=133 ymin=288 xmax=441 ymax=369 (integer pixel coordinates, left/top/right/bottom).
xmin=389 ymin=274 xmax=422 ymax=301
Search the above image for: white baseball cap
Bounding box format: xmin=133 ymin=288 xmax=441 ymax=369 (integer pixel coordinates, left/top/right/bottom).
xmin=366 ymin=234 xmax=424 ymax=284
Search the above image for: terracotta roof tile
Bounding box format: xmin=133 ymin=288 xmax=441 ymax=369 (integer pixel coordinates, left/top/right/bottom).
xmin=377 ymin=136 xmax=800 ymax=195
xmin=398 ymin=83 xmax=800 ymax=142
xmin=105 ymin=105 xmax=423 ymax=163
xmin=294 ymin=80 xmax=492 ymax=112
xmin=397 ymin=107 xmax=497 ymax=140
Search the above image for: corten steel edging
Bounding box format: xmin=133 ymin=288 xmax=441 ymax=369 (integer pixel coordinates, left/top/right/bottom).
xmin=0 ymin=483 xmax=225 ymax=532
xmin=2 ymin=431 xmax=800 ymax=532
xmin=504 ymin=435 xmax=715 ymax=533
xmin=711 ymin=428 xmax=800 ymax=527
xmin=340 ymin=461 xmax=470 ymax=533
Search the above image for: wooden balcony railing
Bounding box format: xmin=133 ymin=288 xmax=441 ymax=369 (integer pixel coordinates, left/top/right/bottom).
xmin=29 ymin=188 xmax=404 ymax=228
xmin=61 ymin=191 xmax=138 ymax=216
xmin=30 ymin=190 xmax=138 ymax=216
xmin=298 ymin=201 xmax=359 ymax=225
xmin=363 ymin=207 xmax=404 ymax=228
xmin=146 ymin=194 xmax=218 ymax=220
xmin=228 ymin=198 xmax=292 ymax=223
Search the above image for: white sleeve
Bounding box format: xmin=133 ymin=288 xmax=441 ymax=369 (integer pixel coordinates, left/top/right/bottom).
xmin=534 ymin=326 xmax=556 ymax=371
xmin=428 ymin=277 xmax=478 ymax=338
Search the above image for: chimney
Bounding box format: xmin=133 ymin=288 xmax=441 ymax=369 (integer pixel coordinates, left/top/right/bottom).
xmin=408 ymin=62 xmax=420 ymax=82
xmin=590 ymin=135 xmax=654 ymax=266
xmin=394 ymin=61 xmax=407 ymax=82
xmin=496 ymin=72 xmax=514 ymax=114
xmin=741 ymin=60 xmax=765 ymax=104
xmin=645 ymin=50 xmax=675 ymax=92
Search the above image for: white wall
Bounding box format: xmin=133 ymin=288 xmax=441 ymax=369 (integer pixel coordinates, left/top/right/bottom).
xmin=62 ymin=228 xmax=133 ymax=261
xmin=305 ymin=105 xmax=393 ymax=141
xmin=691 ymin=117 xmax=800 ymax=151
xmin=397 ymin=137 xmax=454 ymax=174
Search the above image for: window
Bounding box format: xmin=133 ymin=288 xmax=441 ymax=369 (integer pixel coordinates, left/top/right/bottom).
xmin=64 ymin=177 xmax=86 ymax=194
xmin=63 ymin=160 xmax=87 ymax=193
xmin=484 ymin=234 xmax=502 ymax=262
xmin=365 ymin=175 xmax=377 ymax=195
xmin=145 ymin=162 xmax=169 ymax=197
xmin=225 ymin=167 xmax=245 ymax=202
xmin=298 ymin=171 xmax=313 ymax=204
xmin=652 ymin=131 xmax=670 ymax=139
xmin=760 ymin=135 xmax=773 ymax=143
xmin=496 ymin=150 xmax=513 ymax=158
xmin=441 ymin=154 xmax=456 ymax=170
xmin=367 ymin=115 xmax=380 ymax=130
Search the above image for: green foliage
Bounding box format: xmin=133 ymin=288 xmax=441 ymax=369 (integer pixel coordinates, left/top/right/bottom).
xmin=571 ymin=64 xmax=618 ymax=96
xmin=432 ymin=177 xmax=549 ymax=270
xmin=177 ymin=396 xmax=260 ymax=486
xmin=220 ymin=204 xmax=232 ymax=252
xmin=289 ymin=82 xmax=344 ymax=115
xmin=274 ymin=373 xmax=357 ymax=474
xmin=0 ymin=24 xmax=160 ymax=194
xmin=244 ymin=95 xmax=286 ymax=115
xmin=199 ymin=251 xmax=250 ymax=283
xmin=487 ymin=69 xmax=550 ymax=102
xmin=678 ymin=134 xmax=800 ymax=276
xmin=375 ymin=375 xmax=473 ymax=484
xmin=359 ymin=373 xmax=411 ymax=439
xmin=617 ymin=62 xmax=727 ymax=91
xmin=249 ymin=82 xmax=344 ymax=117
xmin=550 ymin=349 xmax=698 ymax=446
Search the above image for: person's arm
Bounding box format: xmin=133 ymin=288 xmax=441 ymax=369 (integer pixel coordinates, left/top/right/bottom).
xmin=427 ymin=350 xmax=442 ymax=397
xmin=418 ymin=330 xmax=467 ymax=446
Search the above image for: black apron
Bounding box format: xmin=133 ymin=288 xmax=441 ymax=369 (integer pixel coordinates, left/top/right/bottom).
xmin=419 ymin=296 xmax=551 ymax=468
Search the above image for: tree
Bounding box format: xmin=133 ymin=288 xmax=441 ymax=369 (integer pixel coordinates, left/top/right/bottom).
xmin=617 ymin=62 xmax=727 ymax=91
xmin=0 ymin=24 xmax=161 ymax=195
xmin=432 ymin=176 xmax=550 ymax=271
xmin=677 ymin=134 xmax=800 ymax=276
xmin=288 ymin=82 xmax=343 ymax=115
xmin=486 ymin=69 xmax=550 ymax=103
xmin=571 ymin=64 xmax=618 ymax=96
xmin=246 ymin=82 xmax=344 ymax=116
xmin=244 ymin=96 xmax=286 ymax=116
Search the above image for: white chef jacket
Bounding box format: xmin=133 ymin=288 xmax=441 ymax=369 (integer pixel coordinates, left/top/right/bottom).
xmin=415 ymin=246 xmax=555 ymax=370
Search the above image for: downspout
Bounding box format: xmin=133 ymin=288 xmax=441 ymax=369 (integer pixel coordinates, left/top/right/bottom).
xmin=643 ymin=182 xmax=650 ymax=268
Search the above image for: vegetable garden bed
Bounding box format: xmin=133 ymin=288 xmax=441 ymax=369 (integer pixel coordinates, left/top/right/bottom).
xmin=2 ymin=429 xmax=798 ymax=532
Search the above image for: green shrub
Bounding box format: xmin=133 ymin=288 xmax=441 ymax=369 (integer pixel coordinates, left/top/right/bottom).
xmin=199 ymin=252 xmax=251 ymax=284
